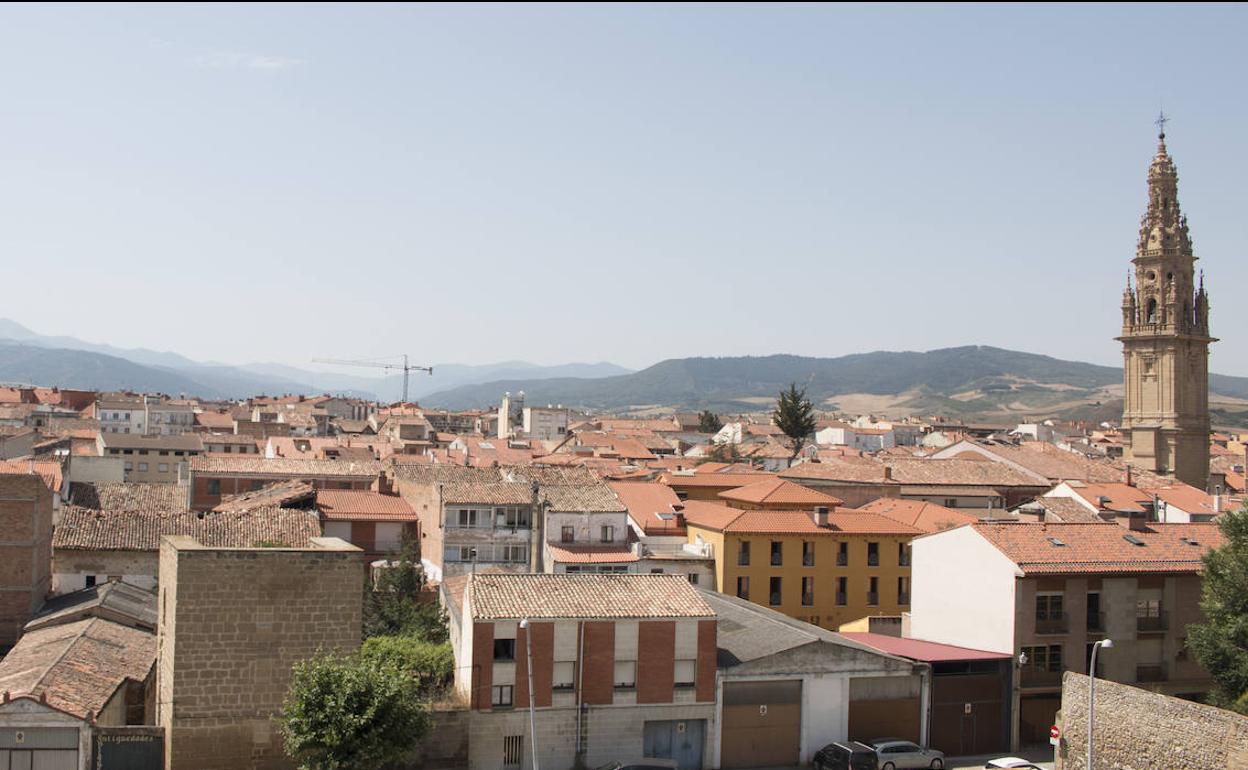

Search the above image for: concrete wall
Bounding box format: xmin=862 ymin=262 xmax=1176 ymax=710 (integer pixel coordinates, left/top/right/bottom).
xmin=157 ymin=535 xmax=363 ymax=770
xmin=1056 ymin=672 xmax=1248 ymax=770
xmin=53 ymin=549 xmax=158 ymax=595
xmin=910 ymin=525 xmax=1018 ymax=654
xmin=66 ymin=455 xmax=125 ymax=485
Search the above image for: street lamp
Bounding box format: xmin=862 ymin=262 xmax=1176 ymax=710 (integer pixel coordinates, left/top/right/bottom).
xmin=519 ymin=618 xmax=540 ymax=770
xmin=1087 ymin=639 xmax=1113 ymax=770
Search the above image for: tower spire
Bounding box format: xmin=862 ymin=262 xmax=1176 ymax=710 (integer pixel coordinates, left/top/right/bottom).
xmin=1155 ymin=110 xmax=1169 ymax=141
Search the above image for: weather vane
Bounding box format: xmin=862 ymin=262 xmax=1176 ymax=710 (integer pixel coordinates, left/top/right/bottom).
xmin=1155 ymin=110 xmax=1169 ymax=140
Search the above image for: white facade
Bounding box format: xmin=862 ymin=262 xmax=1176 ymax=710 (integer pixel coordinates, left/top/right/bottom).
xmin=97 ymin=403 xmax=144 ymax=435
xmin=522 ymin=407 xmax=570 ymax=441
xmin=908 ymin=525 xmax=1020 ymax=654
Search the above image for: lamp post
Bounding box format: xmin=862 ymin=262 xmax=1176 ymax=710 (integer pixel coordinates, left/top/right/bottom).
xmin=519 ymin=618 xmax=540 ymax=770
xmin=1087 ymin=639 xmax=1113 ymax=770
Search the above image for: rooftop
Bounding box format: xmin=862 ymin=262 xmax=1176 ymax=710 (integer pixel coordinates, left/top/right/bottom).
xmin=681 ymin=500 xmax=922 ymax=536
xmin=718 ymin=477 xmax=844 ymax=508
xmin=467 ymin=573 xmax=713 ymax=620
xmin=189 ymin=455 xmax=383 ymax=477
xmin=857 ymin=498 xmax=979 ymax=533
xmin=838 ymin=631 xmax=1012 ymax=662
xmin=55 ymin=506 xmax=322 ymax=551
xmin=316 ymin=490 xmax=417 ymax=521
xmin=971 ymin=521 xmax=1224 ymax=575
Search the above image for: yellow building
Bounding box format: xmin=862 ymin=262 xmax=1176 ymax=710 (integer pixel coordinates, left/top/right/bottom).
xmin=682 ymin=500 xmax=921 ymax=630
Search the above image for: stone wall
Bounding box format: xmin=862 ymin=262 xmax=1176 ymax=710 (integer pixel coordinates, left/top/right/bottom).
xmin=0 ymin=473 xmax=52 ymax=647
xmin=1056 ymin=672 xmax=1248 ymax=770
xmin=157 ymin=535 xmax=363 ymax=770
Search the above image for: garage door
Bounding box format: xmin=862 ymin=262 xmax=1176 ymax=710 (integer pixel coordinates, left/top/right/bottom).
xmin=721 ymin=680 xmax=801 ymax=769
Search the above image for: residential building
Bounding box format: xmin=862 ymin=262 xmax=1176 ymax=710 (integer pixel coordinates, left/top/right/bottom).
xmin=779 ymin=458 xmax=900 ymax=508
xmin=158 ymin=535 xmax=363 ymax=770
xmin=145 ymin=397 xmax=195 ymax=436
xmin=609 ymin=481 xmax=716 ymax=585
xmin=523 ymin=405 xmax=570 ymax=441
xmin=200 ymin=433 xmax=261 ymax=455
xmin=316 ymin=489 xmax=418 ymax=563
xmin=682 ymin=500 xmax=920 ymax=630
xmin=909 ymin=521 xmax=1220 ymax=749
xmin=445 ymin=573 xmax=717 ymax=770
xmin=186 ymin=455 xmax=383 ymax=510
xmin=1119 ymin=128 xmax=1214 ymax=489
xmin=97 ymin=432 xmax=204 ymax=483
xmin=95 ymin=397 xmax=146 ymax=435
xmin=0 ymin=472 xmax=53 ymax=646
xmin=403 ymin=475 xmax=535 ymax=582
xmin=0 ymin=426 xmax=36 ymax=459
xmin=543 ymin=482 xmax=633 ymax=573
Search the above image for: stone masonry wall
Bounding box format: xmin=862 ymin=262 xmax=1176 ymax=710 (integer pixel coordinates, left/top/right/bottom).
xmin=157 ymin=535 xmax=363 ymax=770
xmin=1057 ymin=672 xmax=1248 ymax=770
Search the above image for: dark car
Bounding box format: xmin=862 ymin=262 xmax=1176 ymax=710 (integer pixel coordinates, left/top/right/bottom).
xmin=814 ymin=741 xmax=880 ymax=770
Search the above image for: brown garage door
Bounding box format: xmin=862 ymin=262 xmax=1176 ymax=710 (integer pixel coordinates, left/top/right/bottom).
xmin=721 ymin=680 xmax=802 ymax=769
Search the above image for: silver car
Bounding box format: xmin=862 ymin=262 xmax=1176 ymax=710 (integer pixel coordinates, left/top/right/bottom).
xmin=868 ymin=739 xmax=945 ymax=770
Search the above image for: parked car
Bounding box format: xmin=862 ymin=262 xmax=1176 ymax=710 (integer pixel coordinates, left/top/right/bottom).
xmin=984 ymin=759 xmax=1043 ymax=769
xmin=865 ymin=739 xmax=945 ymax=770
xmin=595 ymin=760 xmax=680 ymax=770
xmin=813 ymin=741 xmax=880 ymax=770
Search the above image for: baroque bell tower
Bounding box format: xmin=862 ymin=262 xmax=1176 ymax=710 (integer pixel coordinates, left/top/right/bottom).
xmin=1118 ymin=116 xmax=1215 ymax=488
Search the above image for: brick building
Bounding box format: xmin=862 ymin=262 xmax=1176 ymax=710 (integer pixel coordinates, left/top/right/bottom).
xmin=0 ymin=472 xmax=53 ymax=648
xmin=157 ymin=535 xmax=363 ymax=770
xmin=186 ymin=456 xmax=383 ymax=510
xmin=445 ymin=573 xmax=717 ymax=770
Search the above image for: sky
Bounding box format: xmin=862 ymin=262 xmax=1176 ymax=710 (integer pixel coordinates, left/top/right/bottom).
xmin=1 ymin=4 xmax=1246 ymax=375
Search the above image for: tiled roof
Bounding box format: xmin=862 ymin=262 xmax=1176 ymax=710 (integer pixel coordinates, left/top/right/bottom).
xmin=69 ymin=482 xmax=187 ymax=514
xmin=1147 ymin=483 xmax=1217 ymax=515
xmin=886 ymin=458 xmax=1045 ymax=487
xmin=1061 ymin=482 xmax=1151 ymax=513
xmin=467 ymin=573 xmax=713 ymax=620
xmin=546 ymin=544 xmax=640 ymax=564
xmin=1034 ymin=496 xmax=1104 ymax=523
xmin=838 ymin=632 xmax=1011 ymax=662
xmin=780 ymin=458 xmax=891 ymax=484
xmin=607 ymin=481 xmax=684 ymax=534
xmin=971 ymin=522 xmax=1224 ymax=575
xmin=99 ymin=433 xmax=204 ymax=452
xmin=392 ymin=464 xmax=502 ymax=485
xmin=54 ymin=507 xmax=322 ymax=551
xmin=212 ymin=480 xmax=316 ymax=513
xmin=857 ymin=498 xmax=979 ymax=533
xmin=194 ymin=411 xmax=235 ymax=429
xmin=0 ymin=460 xmax=62 ymax=494
xmin=0 ymin=617 xmax=155 ymax=720
xmin=682 ymin=500 xmax=922 ymax=536
xmin=27 ymin=581 xmax=158 ymax=632
xmin=661 ymin=472 xmax=779 ymax=488
xmin=719 ymin=478 xmax=844 ymax=507
xmin=316 ymin=490 xmax=417 ymax=521
xmin=541 ymin=483 xmax=625 ymax=512
xmin=901 ymin=485 xmax=1003 ymax=498
xmin=190 ymin=455 xmax=382 ymax=477
xmin=971 ymin=442 xmax=1122 ymax=483
xmin=441 ymin=482 xmax=532 ymax=505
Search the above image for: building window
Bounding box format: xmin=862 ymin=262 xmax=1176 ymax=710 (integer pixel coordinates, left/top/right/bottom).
xmin=614 ymin=661 xmax=636 ymax=689
xmin=770 ymin=541 xmax=783 ymax=566
xmin=491 ymin=685 xmax=514 ymax=708
xmin=501 ymin=545 xmax=527 ymax=563
xmin=124 ymin=462 xmax=133 ymax=472
xmin=837 ymin=541 xmax=848 ymax=566
xmin=899 ymin=543 xmax=911 ymax=566
xmin=456 ymin=509 xmax=481 ymax=528
xmin=562 ymin=526 xmax=575 ymax=543
xmin=493 ymin=639 xmax=516 ymax=661
xmin=1037 ymin=594 xmax=1064 ymax=622
xmin=898 ymin=576 xmax=911 ymax=605
xmin=802 ymin=541 xmax=815 ymax=567
xmin=687 ymin=572 xmax=699 ymax=585
xmin=802 ymin=577 xmax=814 ymax=606
xmin=1022 ymin=645 xmax=1062 ymax=673
xmin=867 ymin=542 xmax=879 ymax=567
xmin=158 ymin=463 xmax=168 ymax=473
xmin=736 ymin=576 xmax=749 ymax=600
xmin=496 ymin=507 xmax=530 ymax=529
xmin=553 ymin=662 xmax=575 ymax=690
xmin=868 ymin=576 xmax=879 ymax=606
xmin=738 ymin=541 xmax=750 ymax=567
xmin=600 ymin=526 xmax=615 ymax=543
xmin=85 ymin=575 xmax=96 ymax=588
xmin=674 ymin=660 xmax=696 ymax=687
xmin=769 ymin=577 xmax=782 ymax=606
xmin=943 ymin=498 xmax=957 ymax=508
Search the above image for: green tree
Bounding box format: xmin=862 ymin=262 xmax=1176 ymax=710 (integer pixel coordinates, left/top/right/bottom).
xmin=1188 ymin=505 xmax=1248 ymax=712
xmin=702 ymin=441 xmax=741 ymax=465
xmin=772 ymin=382 xmax=817 ymax=462
xmin=363 ymin=538 xmax=448 ymax=643
xmin=697 ymin=410 xmax=723 ymax=433
xmin=360 ymin=635 xmax=454 ymax=696
xmin=280 ymin=651 xmax=433 ymax=770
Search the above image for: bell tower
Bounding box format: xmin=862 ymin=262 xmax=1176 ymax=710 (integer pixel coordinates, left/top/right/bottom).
xmin=1117 ymin=115 xmax=1215 ymax=488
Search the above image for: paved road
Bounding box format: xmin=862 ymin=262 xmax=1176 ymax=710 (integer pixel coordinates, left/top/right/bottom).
xmin=945 ymin=747 xmax=1055 ymax=770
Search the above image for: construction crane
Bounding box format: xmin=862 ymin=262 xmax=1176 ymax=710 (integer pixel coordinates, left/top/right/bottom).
xmin=312 ymin=354 xmax=432 ymax=403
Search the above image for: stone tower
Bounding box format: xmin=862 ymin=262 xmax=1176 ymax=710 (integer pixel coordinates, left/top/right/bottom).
xmin=1117 ymin=121 xmax=1215 ymax=489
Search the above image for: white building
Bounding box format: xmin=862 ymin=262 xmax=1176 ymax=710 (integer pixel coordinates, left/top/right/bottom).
xmin=523 ymin=405 xmax=570 ymax=441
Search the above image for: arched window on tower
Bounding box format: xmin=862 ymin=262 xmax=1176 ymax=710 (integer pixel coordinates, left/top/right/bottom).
xmin=1146 ymin=298 xmax=1158 ymax=324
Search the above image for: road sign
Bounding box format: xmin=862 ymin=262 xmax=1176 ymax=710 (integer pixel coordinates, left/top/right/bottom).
xmin=1049 ymin=725 xmax=1061 ymax=746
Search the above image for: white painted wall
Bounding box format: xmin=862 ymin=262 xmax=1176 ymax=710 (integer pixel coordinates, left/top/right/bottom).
xmin=802 ymin=675 xmax=849 ymax=763
xmin=909 ymin=526 xmax=1019 ymax=653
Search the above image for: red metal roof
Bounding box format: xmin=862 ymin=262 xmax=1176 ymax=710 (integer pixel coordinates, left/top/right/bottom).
xmin=837 ymin=632 xmax=1011 ymax=662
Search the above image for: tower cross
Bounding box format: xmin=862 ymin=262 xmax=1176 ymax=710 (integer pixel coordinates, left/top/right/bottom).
xmin=1155 ymin=111 xmax=1169 ymax=139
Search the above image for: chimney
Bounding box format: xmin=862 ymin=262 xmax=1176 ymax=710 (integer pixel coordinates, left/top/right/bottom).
xmin=812 ymin=506 xmax=830 ymax=528
xmin=883 ymin=466 xmax=893 ymax=481
xmin=1214 ymin=494 xmax=1223 ymax=514
xmin=1128 ymin=512 xmax=1149 ymax=532
xmin=1126 ymin=465 xmax=1134 ymax=487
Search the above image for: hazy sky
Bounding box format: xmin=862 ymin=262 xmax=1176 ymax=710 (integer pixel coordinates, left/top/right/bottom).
xmin=2 ymin=4 xmax=1245 ymax=374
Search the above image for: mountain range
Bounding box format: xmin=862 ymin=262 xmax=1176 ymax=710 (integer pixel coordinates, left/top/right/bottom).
xmin=0 ymin=319 xmax=630 ymax=402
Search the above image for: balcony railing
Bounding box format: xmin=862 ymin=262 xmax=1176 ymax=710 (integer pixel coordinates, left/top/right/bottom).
xmin=1136 ymin=664 xmax=1167 ymax=683
xmin=1021 ymin=669 xmax=1063 ymax=688
xmin=1087 ymin=611 xmax=1106 ymax=632
xmin=1137 ymin=612 xmax=1169 ymax=633
xmin=1035 ymin=613 xmax=1069 ymax=635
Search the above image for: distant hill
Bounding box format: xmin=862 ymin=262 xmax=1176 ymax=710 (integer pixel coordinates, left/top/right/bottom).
xmin=420 ymin=346 xmax=1248 ymax=425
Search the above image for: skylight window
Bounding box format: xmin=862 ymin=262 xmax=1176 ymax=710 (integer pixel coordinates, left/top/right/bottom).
xmin=1123 ymin=534 xmax=1146 ymax=547
xmin=1046 ymin=537 xmax=1066 ymax=547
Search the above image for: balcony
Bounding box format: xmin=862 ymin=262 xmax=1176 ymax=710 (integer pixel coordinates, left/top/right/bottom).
xmin=1021 ymin=669 xmax=1062 ymax=688
xmin=1136 ymin=663 xmax=1168 ymax=683
xmin=1034 ymin=613 xmax=1069 ymax=635
xmin=1137 ymin=612 xmax=1169 ymax=633
xmin=1087 ymin=611 xmax=1106 ymax=633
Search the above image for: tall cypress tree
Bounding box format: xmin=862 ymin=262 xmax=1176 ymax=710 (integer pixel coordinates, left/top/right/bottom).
xmin=772 ymin=383 xmax=817 ymax=463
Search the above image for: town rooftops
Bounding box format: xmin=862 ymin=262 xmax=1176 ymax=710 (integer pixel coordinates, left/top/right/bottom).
xmin=441 ymin=481 xmax=532 ymax=506
xmin=838 ymin=632 xmax=1013 ymax=663
xmin=466 ymin=573 xmax=714 ymax=620
xmin=680 ymin=500 xmax=922 ymax=536
xmin=26 ymin=580 xmax=158 ymax=633
xmin=661 ymin=472 xmax=779 ymax=489
xmin=718 ymin=478 xmax=844 ymax=508
xmin=316 ymin=490 xmax=417 ymax=521
xmin=99 ymin=432 xmax=204 ymax=452
xmin=779 ymin=458 xmax=892 ymax=484
xmin=54 ymin=506 xmax=322 ymax=551
xmin=212 ymin=479 xmax=316 ymax=513
xmin=969 ymin=521 xmax=1224 ymax=575
xmin=189 ymin=455 xmax=383 ymax=477
xmin=1058 ymin=481 xmax=1152 ymax=513
xmin=541 ymin=482 xmax=626 ymax=512
xmin=0 ymin=617 xmax=155 ymax=721
xmin=68 ymin=482 xmax=186 ymax=514
xmin=1032 ymin=496 xmax=1106 ymax=523
xmin=545 ymin=543 xmax=640 ymax=564
xmin=856 ymin=498 xmax=979 ymax=533
xmin=607 ymin=481 xmax=684 ymax=535
xmin=885 ymin=458 xmax=1046 ymax=487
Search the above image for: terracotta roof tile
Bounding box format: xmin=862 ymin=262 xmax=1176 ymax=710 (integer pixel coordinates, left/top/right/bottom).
xmin=54 ymin=506 xmax=322 ymax=551
xmin=541 ymin=483 xmax=625 ymax=512
xmin=546 ymin=544 xmax=640 ymax=564
xmin=608 ymin=481 xmax=684 ymax=535
xmin=190 ymin=455 xmax=383 ymax=477
xmin=441 ymin=482 xmax=532 ymax=506
xmin=467 ymin=573 xmax=713 ymax=619
xmin=719 ymin=478 xmax=844 ymax=507
xmin=682 ymin=500 xmax=921 ymax=535
xmin=316 ymin=490 xmax=416 ymax=521
xmin=69 ymin=482 xmax=186 ymax=514
xmin=212 ymin=480 xmax=316 ymax=513
xmin=857 ymin=498 xmax=979 ymax=533
xmin=970 ymin=522 xmax=1223 ymax=574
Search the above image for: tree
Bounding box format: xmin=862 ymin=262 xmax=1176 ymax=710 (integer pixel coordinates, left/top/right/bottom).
xmin=702 ymin=441 xmax=741 ymax=465
xmin=697 ymin=410 xmax=723 ymax=433
xmin=361 ymin=635 xmax=454 ymax=696
xmin=363 ymin=537 xmax=448 ymax=643
xmin=280 ymin=651 xmax=433 ymax=770
xmin=772 ymin=382 xmax=817 ymax=462
xmin=1188 ymin=505 xmax=1248 ymax=712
